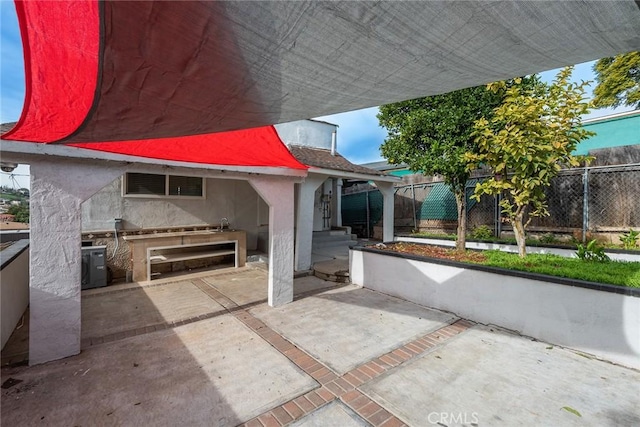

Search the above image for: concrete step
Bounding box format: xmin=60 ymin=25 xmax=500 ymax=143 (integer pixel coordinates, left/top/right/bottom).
xmin=312 ymin=259 xmax=350 ymax=283
xmin=312 ymin=234 xmax=355 ymax=243
xmin=312 ymin=234 xmax=351 ymax=242
xmin=313 ymin=230 xmax=348 ymax=237
xmin=247 ymin=253 xmax=269 ymax=263
xmin=312 ymin=233 xmax=357 ymax=247
xmin=313 ymin=227 xmax=355 ymax=235
xmin=313 ymin=231 xmax=356 ymax=239
xmin=312 ymin=240 xmax=357 ymax=250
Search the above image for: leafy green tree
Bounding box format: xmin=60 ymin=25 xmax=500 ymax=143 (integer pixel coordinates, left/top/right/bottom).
xmin=377 ymin=85 xmax=504 ymax=251
xmin=466 ymin=67 xmax=594 ymax=257
xmin=592 ymin=51 xmax=640 ymax=109
xmin=7 ymin=202 xmax=29 ymax=223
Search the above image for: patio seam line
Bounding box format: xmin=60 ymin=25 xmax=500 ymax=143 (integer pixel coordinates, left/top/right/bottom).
xmin=80 ymin=310 xmax=227 ymax=349
xmin=81 ymin=277 xmax=255 ymax=349
xmin=81 ymin=280 xmax=181 ymax=298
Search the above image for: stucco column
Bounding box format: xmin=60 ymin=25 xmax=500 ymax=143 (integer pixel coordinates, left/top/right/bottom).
xmin=249 ymin=177 xmax=296 ymax=307
xmin=294 ymin=175 xmax=326 ymax=271
xmin=29 ymin=160 xmax=126 ymax=365
xmin=376 ymin=181 xmax=396 ymax=242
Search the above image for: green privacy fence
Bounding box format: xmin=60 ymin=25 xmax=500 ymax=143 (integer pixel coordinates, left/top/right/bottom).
xmin=419 ymin=181 xmax=480 ymax=221
xmin=341 ymin=164 xmax=640 ymax=240
xmin=341 ymin=190 xmax=383 ymax=237
xmin=341 ymin=180 xmax=481 ymax=236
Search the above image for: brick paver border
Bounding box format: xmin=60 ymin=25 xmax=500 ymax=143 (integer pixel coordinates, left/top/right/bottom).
xmin=237 ymin=318 xmax=474 ymax=427
xmin=210 ymin=276 xmax=476 ymax=427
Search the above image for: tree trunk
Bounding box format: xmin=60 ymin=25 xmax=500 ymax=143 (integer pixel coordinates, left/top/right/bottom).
xmin=512 ymin=211 xmax=527 ymax=258
xmin=455 ymin=190 xmax=466 ymax=252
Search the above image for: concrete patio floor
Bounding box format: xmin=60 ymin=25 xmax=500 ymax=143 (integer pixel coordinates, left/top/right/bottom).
xmin=2 ymin=265 xmax=639 ymax=426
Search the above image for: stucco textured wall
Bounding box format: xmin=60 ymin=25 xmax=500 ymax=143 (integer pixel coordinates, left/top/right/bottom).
xmin=82 ymin=176 xmax=260 ymax=246
xmin=29 ymin=160 xmax=127 ymax=365
xmin=81 ymin=176 xmax=262 ymax=279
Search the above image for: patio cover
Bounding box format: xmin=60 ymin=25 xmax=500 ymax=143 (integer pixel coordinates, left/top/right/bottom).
xmin=2 ymin=1 xmax=640 ymax=165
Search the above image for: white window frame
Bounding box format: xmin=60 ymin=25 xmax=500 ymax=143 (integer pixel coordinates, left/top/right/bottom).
xmin=122 ymin=173 xmax=206 ymax=199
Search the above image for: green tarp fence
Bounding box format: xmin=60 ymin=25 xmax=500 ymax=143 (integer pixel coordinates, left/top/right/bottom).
xmin=420 ymin=180 xmax=480 ymax=220
xmin=341 ymin=179 xmax=481 ymax=232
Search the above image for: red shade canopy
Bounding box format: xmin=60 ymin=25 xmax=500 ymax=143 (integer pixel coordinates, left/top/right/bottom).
xmin=2 ymin=0 xmax=306 ymax=170
xmin=68 ymin=126 xmax=307 ymax=170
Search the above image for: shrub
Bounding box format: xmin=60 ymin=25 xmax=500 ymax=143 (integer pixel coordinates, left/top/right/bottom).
xmin=539 ymin=233 xmax=558 ymax=245
xmin=620 ymin=229 xmax=639 ymax=250
xmin=470 ymin=225 xmax=493 ymax=240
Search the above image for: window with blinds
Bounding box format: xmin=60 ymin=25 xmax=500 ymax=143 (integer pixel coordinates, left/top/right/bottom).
xmin=168 ymin=175 xmax=203 ymax=197
xmin=123 ymin=173 xmax=204 ymax=198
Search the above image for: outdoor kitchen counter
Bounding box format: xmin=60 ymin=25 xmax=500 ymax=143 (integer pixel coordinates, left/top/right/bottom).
xmin=123 ymin=230 xmax=246 ymax=282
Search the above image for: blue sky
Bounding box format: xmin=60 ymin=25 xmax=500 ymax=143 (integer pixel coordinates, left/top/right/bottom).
xmin=0 ymin=3 xmax=633 ymax=189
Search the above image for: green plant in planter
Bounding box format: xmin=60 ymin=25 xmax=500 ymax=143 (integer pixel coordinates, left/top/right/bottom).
xmin=471 ymin=225 xmax=493 ymax=240
xmin=620 ymin=229 xmax=639 ymax=250
xmin=576 ymin=239 xmax=610 ymax=262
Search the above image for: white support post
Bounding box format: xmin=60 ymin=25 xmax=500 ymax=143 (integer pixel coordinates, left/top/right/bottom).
xmin=333 ymin=178 xmax=343 ymax=228
xmin=294 ymin=175 xmax=326 ymax=271
xmin=376 ymin=181 xmax=396 ymax=242
xmin=29 ymin=160 xmax=126 ymax=365
xmin=249 ymin=177 xmax=296 ymax=307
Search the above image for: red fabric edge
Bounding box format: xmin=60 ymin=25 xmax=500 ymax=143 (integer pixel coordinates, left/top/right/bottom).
xmin=68 ymin=126 xmax=308 ymax=170
xmin=2 ymin=0 xmax=99 ymax=142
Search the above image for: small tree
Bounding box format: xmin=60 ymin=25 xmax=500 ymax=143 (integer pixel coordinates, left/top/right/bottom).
xmin=7 ymin=202 xmax=29 ymax=223
xmin=592 ymin=51 xmax=640 ymax=109
xmin=378 ymin=85 xmax=503 ymax=251
xmin=466 ymin=67 xmax=594 ymax=257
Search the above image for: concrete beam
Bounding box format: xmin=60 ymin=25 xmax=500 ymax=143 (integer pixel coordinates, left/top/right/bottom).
xmin=29 ymin=160 xmax=126 ymax=365
xmin=249 ymin=177 xmax=296 ymax=307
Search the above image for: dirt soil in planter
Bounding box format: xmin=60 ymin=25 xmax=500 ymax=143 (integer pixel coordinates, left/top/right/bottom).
xmin=371 ymin=242 xmax=487 ymax=263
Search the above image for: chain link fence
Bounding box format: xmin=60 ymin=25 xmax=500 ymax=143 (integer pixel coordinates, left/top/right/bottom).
xmin=341 ymin=163 xmax=640 ymax=242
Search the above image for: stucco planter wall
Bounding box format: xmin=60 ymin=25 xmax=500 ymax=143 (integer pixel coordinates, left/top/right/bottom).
xmin=350 ymin=246 xmax=640 ymax=369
